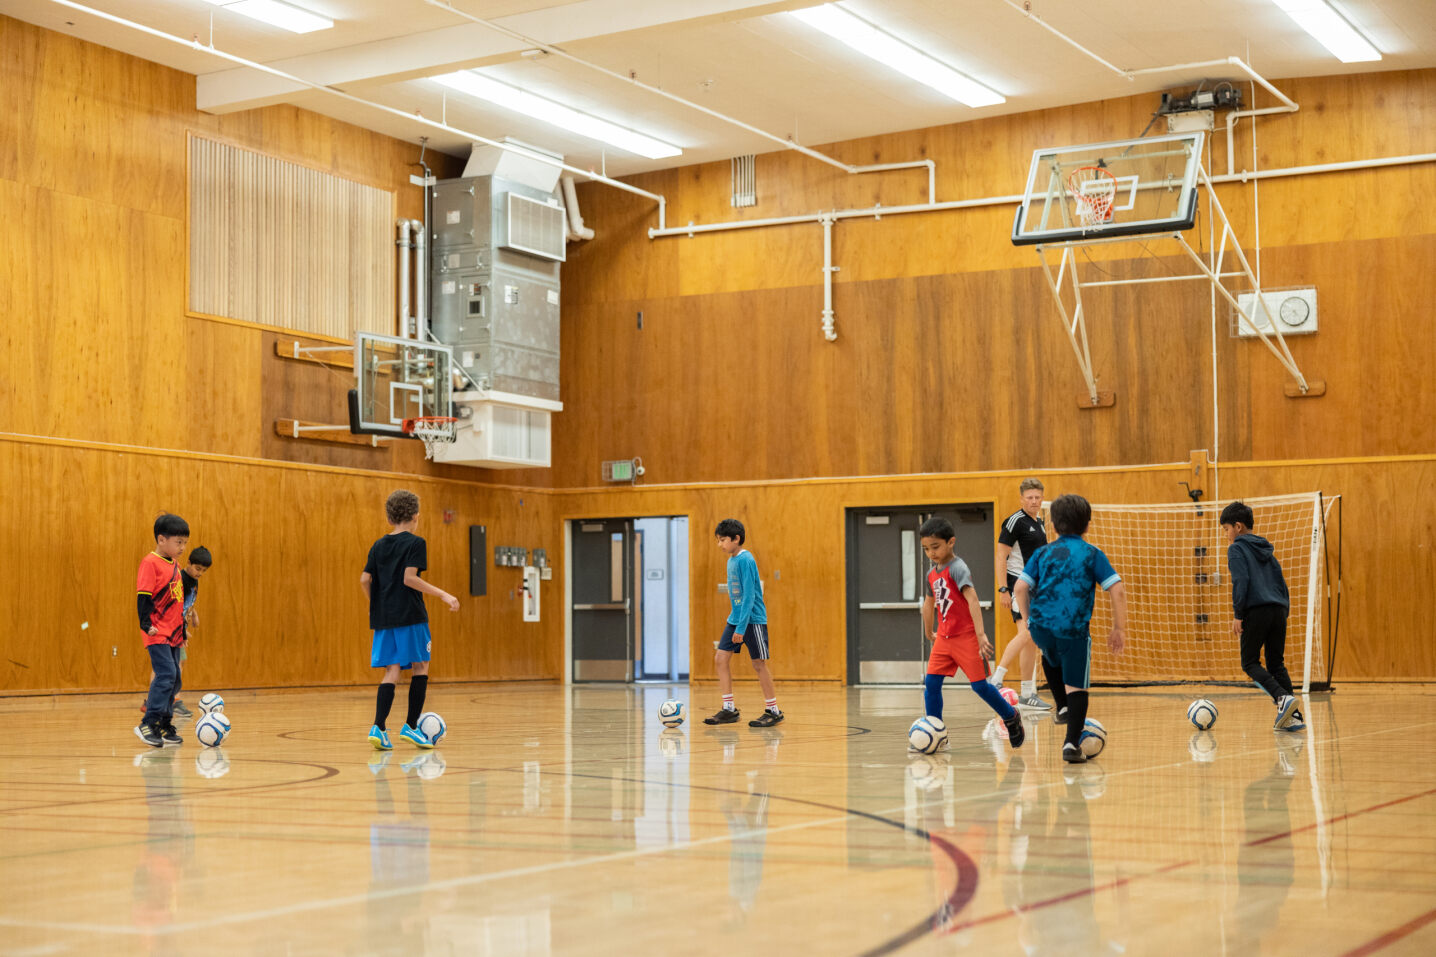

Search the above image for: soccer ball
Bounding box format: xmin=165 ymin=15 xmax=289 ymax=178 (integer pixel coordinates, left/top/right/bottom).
xmin=908 ymin=716 xmax=947 ymax=755
xmin=1078 ymin=717 xmax=1107 ymax=758
xmin=198 ymin=692 xmax=224 ymax=714
xmin=195 ymin=713 xmax=229 ymax=748
xmin=1187 ymin=698 xmax=1218 ymax=730
xmin=658 ymin=699 xmax=686 ymax=728
xmin=417 ymin=711 xmax=446 ymax=744
xmin=999 ymin=687 xmax=1019 ymax=707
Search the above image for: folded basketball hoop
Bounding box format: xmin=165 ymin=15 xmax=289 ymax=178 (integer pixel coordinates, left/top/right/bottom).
xmin=402 ymin=416 xmax=457 ymax=460
xmin=1068 ymin=165 xmax=1117 ymax=227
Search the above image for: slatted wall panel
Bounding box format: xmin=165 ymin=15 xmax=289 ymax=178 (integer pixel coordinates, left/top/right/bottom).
xmin=188 ymin=135 xmax=394 ymax=338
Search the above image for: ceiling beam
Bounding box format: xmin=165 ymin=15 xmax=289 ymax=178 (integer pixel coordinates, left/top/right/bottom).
xmin=197 ymin=0 xmax=804 ymax=114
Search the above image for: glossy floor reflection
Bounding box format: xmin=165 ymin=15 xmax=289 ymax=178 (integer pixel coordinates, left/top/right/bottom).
xmin=2 ymin=684 xmax=1435 ymax=955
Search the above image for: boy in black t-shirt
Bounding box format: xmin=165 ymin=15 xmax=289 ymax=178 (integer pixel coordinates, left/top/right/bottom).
xmin=360 ymin=490 xmax=460 ymax=750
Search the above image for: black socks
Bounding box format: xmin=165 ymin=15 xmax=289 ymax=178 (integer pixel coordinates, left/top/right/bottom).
xmin=1064 ymin=690 xmax=1090 ymax=749
xmin=374 ymin=682 xmax=396 ymax=730
xmin=405 ymin=675 xmax=428 ymax=729
xmin=1041 ymin=657 xmax=1069 ymax=713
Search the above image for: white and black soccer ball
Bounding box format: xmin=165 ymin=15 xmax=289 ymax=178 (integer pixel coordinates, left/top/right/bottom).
xmin=198 ymin=692 xmax=224 ymax=714
xmin=908 ymin=716 xmax=947 ymax=755
xmin=658 ymin=699 xmax=686 ymax=728
xmin=417 ymin=711 xmax=446 ymax=744
xmin=195 ymin=713 xmax=229 ymax=748
xmin=1187 ymin=698 xmax=1218 ymax=730
xmin=1078 ymin=717 xmax=1107 ymax=758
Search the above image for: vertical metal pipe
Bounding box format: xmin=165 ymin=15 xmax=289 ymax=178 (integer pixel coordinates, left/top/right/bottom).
xmin=396 ymin=219 xmax=412 ymax=338
xmin=820 ymin=215 xmax=837 ymax=341
xmin=412 ymin=218 xmax=427 ymax=341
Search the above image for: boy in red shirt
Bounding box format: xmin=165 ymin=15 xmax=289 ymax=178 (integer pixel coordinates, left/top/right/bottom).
xmin=134 ymin=513 xmax=190 ymax=748
xmin=920 ymin=517 xmax=1025 ymax=748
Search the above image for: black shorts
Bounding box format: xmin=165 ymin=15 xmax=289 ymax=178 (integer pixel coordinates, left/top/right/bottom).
xmin=1006 ymin=574 xmax=1024 ymax=623
xmin=718 ymin=622 xmax=770 ymax=660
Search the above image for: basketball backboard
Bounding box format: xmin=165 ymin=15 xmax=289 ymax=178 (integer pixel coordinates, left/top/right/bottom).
xmin=349 ymin=332 xmax=454 ymax=437
xmin=1012 ymin=132 xmax=1204 ymax=245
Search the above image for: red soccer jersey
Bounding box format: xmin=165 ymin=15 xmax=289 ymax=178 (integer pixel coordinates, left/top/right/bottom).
xmin=927 ymin=558 xmax=977 ymax=639
xmin=137 ymin=552 xmax=185 ymax=647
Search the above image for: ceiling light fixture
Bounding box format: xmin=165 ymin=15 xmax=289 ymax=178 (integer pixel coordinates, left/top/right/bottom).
xmin=788 ymin=3 xmax=1004 ymax=108
xmin=1269 ymin=0 xmax=1380 ymax=63
xmin=432 ymin=71 xmax=682 ymax=160
xmin=203 ymin=0 xmax=333 ymax=35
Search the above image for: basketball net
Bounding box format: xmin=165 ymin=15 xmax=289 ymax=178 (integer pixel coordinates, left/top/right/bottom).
xmin=1068 ymin=166 xmax=1117 ymax=227
xmin=402 ymin=417 xmax=457 ymax=460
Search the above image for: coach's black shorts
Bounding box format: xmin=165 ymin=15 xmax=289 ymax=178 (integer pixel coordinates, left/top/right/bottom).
xmin=718 ymin=622 xmax=770 ymax=659
xmin=1007 ymin=574 xmax=1024 ymax=623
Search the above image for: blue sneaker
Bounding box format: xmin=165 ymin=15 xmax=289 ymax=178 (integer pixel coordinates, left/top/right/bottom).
xmin=368 ymin=725 xmax=393 ymax=751
xmin=399 ymin=724 xmax=434 ymax=749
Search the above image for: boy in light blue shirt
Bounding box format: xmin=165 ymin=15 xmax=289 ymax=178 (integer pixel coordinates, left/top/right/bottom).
xmin=704 ymin=519 xmax=783 ymax=727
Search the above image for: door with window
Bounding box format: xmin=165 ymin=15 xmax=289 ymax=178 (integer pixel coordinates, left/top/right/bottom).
xmin=845 ymin=505 xmax=996 ymax=684
xmin=572 ymin=519 xmax=635 ymax=682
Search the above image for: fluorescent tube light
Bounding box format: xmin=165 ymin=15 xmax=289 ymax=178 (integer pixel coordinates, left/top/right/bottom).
xmin=203 ymin=0 xmax=333 ymax=35
xmin=433 ymin=71 xmax=682 ymax=160
xmin=788 ymin=3 xmax=1004 ymax=108
xmin=1270 ymin=0 xmax=1380 ymax=62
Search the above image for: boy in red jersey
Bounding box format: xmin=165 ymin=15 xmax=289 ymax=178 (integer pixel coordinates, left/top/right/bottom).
xmin=134 ymin=513 xmax=190 ymax=748
xmin=920 ymin=517 xmax=1025 ymax=748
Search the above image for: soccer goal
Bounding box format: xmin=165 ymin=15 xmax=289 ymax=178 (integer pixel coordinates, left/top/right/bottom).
xmin=1072 ymin=492 xmax=1341 ymax=691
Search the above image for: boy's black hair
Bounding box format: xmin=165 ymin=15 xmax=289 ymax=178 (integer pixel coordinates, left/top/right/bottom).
xmin=1050 ymin=494 xmax=1092 ymax=536
xmin=154 ymin=513 xmax=190 ymax=539
xmin=918 ymin=516 xmax=956 ymax=540
xmin=189 ymin=546 xmax=213 ymax=567
xmin=714 ymin=518 xmax=745 ymax=545
xmin=386 ymin=489 xmax=420 ymax=525
xmin=1220 ymin=501 xmax=1255 ymax=529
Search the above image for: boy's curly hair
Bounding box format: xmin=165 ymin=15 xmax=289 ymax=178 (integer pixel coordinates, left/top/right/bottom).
xmin=385 ymin=490 xmax=420 ymax=525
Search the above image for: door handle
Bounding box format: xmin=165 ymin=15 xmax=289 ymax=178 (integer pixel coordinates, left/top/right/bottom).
xmin=574 ymin=602 xmax=627 ymax=611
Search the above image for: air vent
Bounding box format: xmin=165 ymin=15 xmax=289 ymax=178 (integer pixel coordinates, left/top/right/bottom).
xmin=503 ymin=193 xmax=567 ymax=262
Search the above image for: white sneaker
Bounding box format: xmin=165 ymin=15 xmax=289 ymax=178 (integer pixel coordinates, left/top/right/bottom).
xmin=1274 ymin=695 xmax=1303 ymax=731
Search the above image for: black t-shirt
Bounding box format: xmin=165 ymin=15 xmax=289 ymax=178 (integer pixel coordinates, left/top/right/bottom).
xmin=999 ymin=509 xmax=1049 ymax=578
xmin=365 ymin=531 xmax=429 ymax=629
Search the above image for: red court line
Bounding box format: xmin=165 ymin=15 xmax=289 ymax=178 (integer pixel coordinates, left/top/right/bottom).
xmin=1340 ymin=907 xmax=1436 ymax=957
xmin=1247 ymin=785 xmax=1436 ymax=846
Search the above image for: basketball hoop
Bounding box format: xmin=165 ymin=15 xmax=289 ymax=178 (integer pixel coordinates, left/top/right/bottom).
xmin=1067 ymin=165 xmax=1117 ymax=227
xmin=401 ymin=416 xmax=458 ymax=460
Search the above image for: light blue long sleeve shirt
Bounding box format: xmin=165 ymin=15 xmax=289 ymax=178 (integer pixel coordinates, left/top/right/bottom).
xmin=726 ymin=549 xmax=767 ymax=633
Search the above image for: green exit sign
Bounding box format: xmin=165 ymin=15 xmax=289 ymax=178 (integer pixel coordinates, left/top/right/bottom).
xmin=602 ymin=459 xmax=635 ymax=482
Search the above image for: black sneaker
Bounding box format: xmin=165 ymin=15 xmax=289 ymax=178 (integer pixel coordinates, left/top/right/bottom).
xmin=703 ymin=708 xmax=741 ymax=725
xmin=1054 ymin=707 xmax=1069 ymax=724
xmin=159 ymin=724 xmax=183 ymax=747
xmin=134 ymin=724 xmax=163 ymax=748
xmin=1062 ymin=742 xmax=1086 ymax=764
xmin=1002 ymin=711 xmax=1026 ymax=748
xmin=173 ymin=700 xmax=194 ymax=718
xmin=748 ymin=709 xmax=784 ymax=727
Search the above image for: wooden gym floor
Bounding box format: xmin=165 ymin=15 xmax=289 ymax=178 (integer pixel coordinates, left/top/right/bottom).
xmin=1 ymin=683 xmax=1434 ymax=956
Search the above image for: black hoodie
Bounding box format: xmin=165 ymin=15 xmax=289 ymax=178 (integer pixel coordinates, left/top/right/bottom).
xmin=1226 ymin=533 xmax=1290 ymax=619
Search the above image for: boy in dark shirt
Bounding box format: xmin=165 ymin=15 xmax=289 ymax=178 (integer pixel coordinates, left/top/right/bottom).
xmin=361 ymin=490 xmax=460 ymax=750
xmin=1221 ymin=501 xmax=1305 ymax=732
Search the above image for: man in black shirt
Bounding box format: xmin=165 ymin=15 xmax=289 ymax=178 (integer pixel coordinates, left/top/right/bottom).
xmin=991 ymin=479 xmax=1052 ymax=711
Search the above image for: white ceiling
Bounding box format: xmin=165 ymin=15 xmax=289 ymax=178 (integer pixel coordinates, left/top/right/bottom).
xmin=5 ymin=0 xmax=1434 ymax=176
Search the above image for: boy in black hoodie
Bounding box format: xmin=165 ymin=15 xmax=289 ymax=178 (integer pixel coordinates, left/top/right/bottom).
xmin=1221 ymin=501 xmax=1305 ymax=732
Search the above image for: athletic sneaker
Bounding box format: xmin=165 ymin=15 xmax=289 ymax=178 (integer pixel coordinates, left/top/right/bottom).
xmin=1017 ymin=692 xmax=1051 ymax=711
xmin=133 ymin=724 xmax=163 ymax=748
xmin=1054 ymin=707 xmax=1069 ymax=724
xmin=399 ymin=724 xmax=435 ymax=749
xmin=173 ymin=700 xmax=194 ymax=718
xmin=748 ymin=709 xmax=784 ymax=727
xmin=1274 ymin=695 xmax=1302 ymax=731
xmin=159 ymin=725 xmax=183 ymax=747
xmin=703 ymin=708 xmax=741 ymax=725
xmin=1062 ymin=742 xmax=1087 ymax=764
xmin=368 ymin=724 xmax=393 ymax=751
xmin=1002 ymin=711 xmax=1026 ymax=748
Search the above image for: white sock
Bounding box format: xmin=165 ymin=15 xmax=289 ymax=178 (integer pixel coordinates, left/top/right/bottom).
xmin=722 ymin=694 xmax=735 ymax=712
xmin=765 ymin=697 xmax=779 ymax=714
xmin=1021 ymin=679 xmax=1036 ymax=697
xmin=990 ymin=665 xmax=1009 ymax=685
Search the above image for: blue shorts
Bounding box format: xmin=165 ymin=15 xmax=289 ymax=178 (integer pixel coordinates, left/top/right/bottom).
xmin=371 ymin=623 xmax=432 ymax=669
xmin=718 ymin=622 xmax=770 ymax=660
xmin=1028 ymin=623 xmax=1092 ymax=689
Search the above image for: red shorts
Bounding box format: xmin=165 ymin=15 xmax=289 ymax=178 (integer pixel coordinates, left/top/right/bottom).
xmin=927 ymin=633 xmax=986 ymax=682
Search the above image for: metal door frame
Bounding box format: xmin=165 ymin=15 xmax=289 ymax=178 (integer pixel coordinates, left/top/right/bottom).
xmin=568 ymin=517 xmax=635 ymax=682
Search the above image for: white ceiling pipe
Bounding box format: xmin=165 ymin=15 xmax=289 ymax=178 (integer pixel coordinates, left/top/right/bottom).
xmin=422 ymin=0 xmax=938 ymax=196
xmin=42 ymin=0 xmax=668 ymax=228
xmin=396 ymin=219 xmax=412 ymax=338
xmin=997 ymin=0 xmax=1130 ymax=79
xmin=647 ymin=150 xmax=1436 ymax=239
xmin=560 ymin=175 xmax=596 ymax=241
xmin=412 ymin=218 xmax=429 ymax=341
